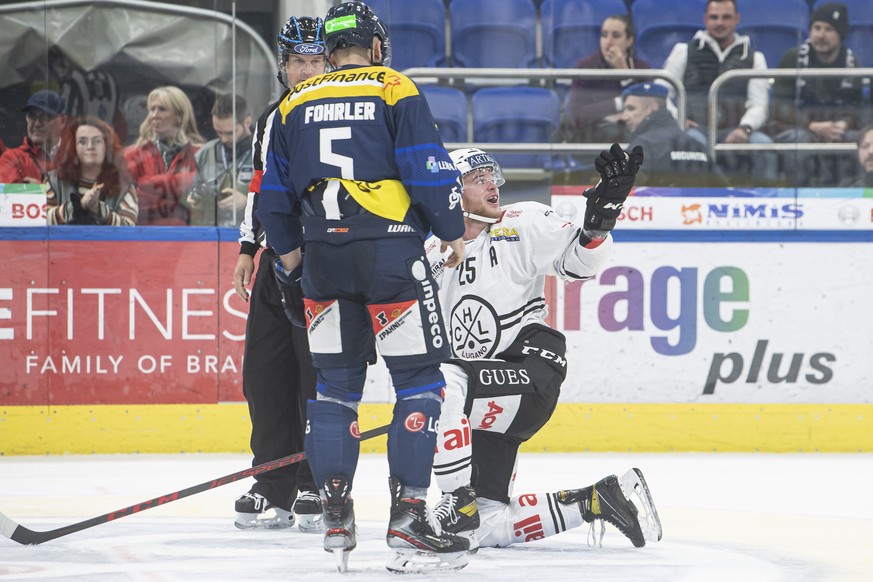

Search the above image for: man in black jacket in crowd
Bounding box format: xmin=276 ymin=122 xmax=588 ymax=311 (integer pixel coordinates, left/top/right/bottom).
xmin=620 ymin=82 xmax=721 ymax=187
xmin=771 ymin=2 xmax=869 ymax=186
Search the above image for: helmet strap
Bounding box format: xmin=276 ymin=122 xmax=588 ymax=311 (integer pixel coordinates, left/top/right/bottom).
xmin=276 ymin=70 xmax=288 ymax=89
xmin=463 ymin=210 xmax=499 ymax=224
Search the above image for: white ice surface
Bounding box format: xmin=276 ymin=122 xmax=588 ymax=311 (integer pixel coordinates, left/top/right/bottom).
xmin=1 ymin=452 xmax=871 ymax=581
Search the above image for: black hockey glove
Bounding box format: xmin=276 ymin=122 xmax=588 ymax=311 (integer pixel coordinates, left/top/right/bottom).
xmin=273 ymin=258 xmax=306 ymax=328
xmin=582 ymin=143 xmax=644 ymax=237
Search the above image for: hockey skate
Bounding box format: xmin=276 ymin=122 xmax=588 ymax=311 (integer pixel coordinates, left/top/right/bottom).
xmin=233 ymin=491 xmax=295 ymax=530
xmin=557 ymin=469 xmax=660 ymax=548
xmin=322 ymin=477 xmax=356 ymax=573
xmin=385 ymin=478 xmax=470 ymax=573
xmin=432 ymin=484 xmax=480 ymax=552
xmin=293 ymin=490 xmax=324 ymax=533
xmin=619 ymin=468 xmax=662 ymax=544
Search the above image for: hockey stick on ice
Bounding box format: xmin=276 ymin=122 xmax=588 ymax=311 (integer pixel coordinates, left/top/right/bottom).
xmin=0 ymin=423 xmax=389 ymax=545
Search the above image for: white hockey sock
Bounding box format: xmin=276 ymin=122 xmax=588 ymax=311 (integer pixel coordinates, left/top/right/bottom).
xmin=433 ymin=364 xmax=472 ymax=492
xmin=477 ymin=493 xmax=585 ymax=548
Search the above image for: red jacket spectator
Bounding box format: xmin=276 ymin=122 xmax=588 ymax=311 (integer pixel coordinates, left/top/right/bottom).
xmin=0 ymin=137 xmax=54 ymax=184
xmin=123 ymin=140 xmax=197 ymax=225
xmin=122 ymin=86 xmax=203 ymax=225
xmin=0 ymin=90 xmax=67 ymax=183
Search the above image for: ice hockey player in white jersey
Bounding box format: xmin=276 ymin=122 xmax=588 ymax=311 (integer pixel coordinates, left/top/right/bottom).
xmin=425 ymin=145 xmax=662 ymax=551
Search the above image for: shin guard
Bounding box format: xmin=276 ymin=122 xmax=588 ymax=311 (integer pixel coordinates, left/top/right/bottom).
xmin=304 ymin=400 xmax=360 ymax=488
xmin=387 ymin=394 xmax=442 ymax=489
xmin=433 ymin=365 xmax=473 ymax=492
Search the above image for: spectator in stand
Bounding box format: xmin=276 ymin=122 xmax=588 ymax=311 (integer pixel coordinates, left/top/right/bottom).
xmin=186 ymin=93 xmax=253 ymax=226
xmin=771 ymin=3 xmax=867 ymax=187
xmin=123 ymin=86 xmax=203 ymax=225
xmin=840 ymin=124 xmax=873 ymax=187
xmin=619 ymin=83 xmax=722 ymax=186
xmin=0 ymin=90 xmax=66 ymax=184
xmin=561 ymin=14 xmax=650 ymax=143
xmin=45 ymin=116 xmax=137 ymax=225
xmin=661 ymin=0 xmax=776 ymax=184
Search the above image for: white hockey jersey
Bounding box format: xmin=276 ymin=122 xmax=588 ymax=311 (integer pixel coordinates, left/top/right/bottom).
xmin=425 ymin=201 xmax=613 ymax=360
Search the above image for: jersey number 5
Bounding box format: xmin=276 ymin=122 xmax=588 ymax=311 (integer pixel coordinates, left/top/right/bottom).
xmin=320 ymin=127 xmax=353 ymax=220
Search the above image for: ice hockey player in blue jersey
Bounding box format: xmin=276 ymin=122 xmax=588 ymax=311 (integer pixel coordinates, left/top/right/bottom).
xmin=231 ymin=14 xmax=327 ymax=535
xmin=256 ymin=1 xmax=468 ymax=574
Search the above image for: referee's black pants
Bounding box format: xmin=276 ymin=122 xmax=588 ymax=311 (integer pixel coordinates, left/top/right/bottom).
xmin=242 ymin=248 xmax=317 ymax=510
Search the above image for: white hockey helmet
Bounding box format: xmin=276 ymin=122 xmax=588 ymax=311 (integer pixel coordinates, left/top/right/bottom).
xmin=449 ymin=147 xmax=505 ymax=187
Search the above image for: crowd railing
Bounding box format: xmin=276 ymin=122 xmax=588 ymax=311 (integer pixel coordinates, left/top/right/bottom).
xmin=707 ymin=68 xmax=873 ymax=162
xmin=403 ymin=67 xmax=686 ymax=159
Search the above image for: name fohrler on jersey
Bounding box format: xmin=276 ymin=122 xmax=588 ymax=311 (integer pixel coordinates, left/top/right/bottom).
xmin=304 ymin=101 xmax=376 ymax=123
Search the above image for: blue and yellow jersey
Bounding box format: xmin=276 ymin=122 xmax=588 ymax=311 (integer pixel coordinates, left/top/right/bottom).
xmin=256 ymin=64 xmax=464 ymax=254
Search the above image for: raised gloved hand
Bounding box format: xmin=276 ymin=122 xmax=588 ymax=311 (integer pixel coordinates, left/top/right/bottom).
xmin=582 ymin=143 xmax=644 ymax=237
xmin=273 ymin=257 xmax=306 ymax=327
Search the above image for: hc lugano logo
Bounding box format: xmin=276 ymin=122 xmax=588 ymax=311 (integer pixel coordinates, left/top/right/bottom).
xmin=450 ymin=295 xmax=501 ymax=359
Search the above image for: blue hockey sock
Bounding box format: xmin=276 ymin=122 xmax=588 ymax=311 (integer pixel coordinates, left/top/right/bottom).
xmin=387 ymin=392 xmax=442 ymax=490
xmin=304 ymin=399 xmax=360 ymax=488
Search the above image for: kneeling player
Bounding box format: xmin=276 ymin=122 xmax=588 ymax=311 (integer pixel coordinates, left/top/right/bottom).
xmin=426 ymin=145 xmax=662 ymax=550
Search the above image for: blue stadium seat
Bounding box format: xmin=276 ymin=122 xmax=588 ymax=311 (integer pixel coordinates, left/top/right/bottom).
xmin=420 ymin=85 xmax=468 ymax=143
xmin=633 ymin=0 xmax=706 ymax=67
xmin=472 ymin=87 xmax=560 ymax=168
xmin=541 ymin=0 xmax=630 ymax=68
xmin=814 ymin=0 xmax=873 ymax=66
xmin=366 ymin=0 xmax=447 ymax=71
xmin=450 ymin=0 xmax=538 ymax=68
xmin=736 ymin=0 xmax=809 ymax=67
xmin=847 ymin=27 xmax=873 ymax=67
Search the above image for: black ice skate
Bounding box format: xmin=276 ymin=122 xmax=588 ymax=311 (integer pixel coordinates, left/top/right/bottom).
xmin=557 ymin=469 xmax=660 ymax=548
xmin=292 ymin=490 xmax=323 ymax=533
xmin=385 ymin=477 xmax=470 ymax=573
xmin=618 ymin=468 xmax=662 ymax=544
xmin=233 ymin=491 xmax=295 ymax=530
xmin=432 ymin=484 xmax=480 ymax=552
xmin=322 ymin=477 xmax=356 ymax=573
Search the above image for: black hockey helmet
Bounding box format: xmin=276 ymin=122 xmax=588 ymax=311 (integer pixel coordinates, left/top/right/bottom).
xmin=276 ymin=16 xmax=325 ymax=84
xmin=375 ymin=18 xmax=392 ymax=68
xmin=324 ymin=2 xmax=391 ymax=67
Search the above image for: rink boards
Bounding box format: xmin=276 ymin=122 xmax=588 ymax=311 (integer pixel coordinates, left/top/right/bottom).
xmin=1 ymin=401 xmax=870 ymax=455
xmin=1 ymin=222 xmax=871 ymax=454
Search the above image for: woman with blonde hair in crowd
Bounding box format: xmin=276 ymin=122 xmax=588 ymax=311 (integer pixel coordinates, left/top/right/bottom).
xmin=123 ymin=85 xmax=203 ymax=225
xmin=45 ymin=116 xmax=137 ymax=226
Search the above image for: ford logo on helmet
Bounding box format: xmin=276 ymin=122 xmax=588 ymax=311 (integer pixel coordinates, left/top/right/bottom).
xmin=294 ymin=43 xmax=325 ymax=55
